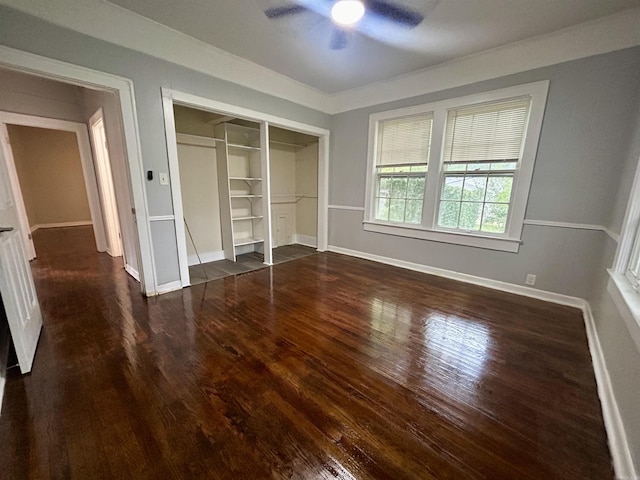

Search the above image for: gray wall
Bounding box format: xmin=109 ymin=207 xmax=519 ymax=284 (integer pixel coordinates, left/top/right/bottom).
xmin=329 ymin=47 xmax=640 ymax=299
xmin=588 ymin=101 xmax=640 ymax=474
xmin=0 ymin=5 xmax=330 ymax=287
xmin=0 ymin=67 xmax=84 ymax=122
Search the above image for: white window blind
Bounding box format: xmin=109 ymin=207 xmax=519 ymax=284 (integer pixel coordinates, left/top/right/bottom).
xmin=376 ymin=113 xmax=433 ymax=166
xmin=443 ymin=97 xmax=531 ymax=165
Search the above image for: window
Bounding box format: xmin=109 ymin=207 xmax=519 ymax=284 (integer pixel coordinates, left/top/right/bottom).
xmin=364 ymin=82 xmax=549 ymax=252
xmin=608 ymin=154 xmax=640 ymax=354
xmin=374 ymin=114 xmax=432 ymax=224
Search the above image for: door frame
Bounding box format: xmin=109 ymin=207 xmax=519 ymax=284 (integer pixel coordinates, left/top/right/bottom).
xmin=88 ymin=108 xmax=123 ymax=258
xmin=161 ymin=88 xmax=330 ymax=288
xmin=0 ymin=45 xmax=155 ymax=296
xmin=0 ymin=112 xmax=108 ymax=258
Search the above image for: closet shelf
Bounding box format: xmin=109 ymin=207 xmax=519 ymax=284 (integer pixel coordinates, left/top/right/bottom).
xmin=230 ymin=194 xmax=263 ymax=198
xmin=227 ymin=143 xmax=261 ymax=151
xmin=234 ymin=237 xmax=263 ymax=247
xmin=229 ymin=177 xmax=262 ymax=181
xmin=232 ymin=215 xmax=263 ymax=221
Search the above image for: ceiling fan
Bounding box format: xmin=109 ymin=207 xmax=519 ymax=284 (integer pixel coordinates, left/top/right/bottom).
xmin=264 ymin=0 xmax=424 ymax=50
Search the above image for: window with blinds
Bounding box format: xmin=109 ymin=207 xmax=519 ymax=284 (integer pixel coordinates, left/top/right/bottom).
xmin=437 ymin=97 xmax=531 ymax=233
xmin=374 ymin=113 xmax=432 ymax=224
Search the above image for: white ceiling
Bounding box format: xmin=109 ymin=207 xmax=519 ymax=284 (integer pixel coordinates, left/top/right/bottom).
xmin=105 ymin=0 xmax=640 ymax=93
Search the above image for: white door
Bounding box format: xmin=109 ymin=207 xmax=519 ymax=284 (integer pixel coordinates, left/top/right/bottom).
xmin=0 ymin=130 xmax=43 ymax=373
xmin=89 ymin=113 xmax=122 ymax=258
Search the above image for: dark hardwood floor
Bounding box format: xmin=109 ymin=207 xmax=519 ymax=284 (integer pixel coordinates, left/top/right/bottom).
xmin=0 ymin=226 xmax=613 ymax=479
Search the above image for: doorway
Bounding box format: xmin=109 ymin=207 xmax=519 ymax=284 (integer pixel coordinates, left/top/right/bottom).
xmin=164 ymin=98 xmax=328 ymax=287
xmin=0 ymin=117 xmax=109 ymax=261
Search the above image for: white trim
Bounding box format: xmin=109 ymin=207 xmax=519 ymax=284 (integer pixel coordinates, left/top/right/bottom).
xmin=161 ymin=93 xmax=190 ymax=287
xmin=5 ymin=1 xmax=640 ymax=115
xmin=317 ymin=135 xmax=329 ymax=252
xmin=176 ymin=133 xmax=218 ymax=148
xmin=30 ymin=221 xmax=92 ymax=232
xmin=124 ymin=264 xmax=140 ymax=282
xmin=523 ymin=219 xmax=620 ymax=242
xmin=187 ymin=250 xmax=225 ymax=266
xmin=582 ymin=303 xmax=637 ymax=480
xmin=0 ymin=45 xmax=155 ymax=296
xmin=161 ymin=88 xmax=330 ymax=286
xmin=327 ymin=245 xmax=584 ymax=308
xmin=605 ymin=228 xmax=621 ymax=243
xmin=330 ymin=7 xmax=640 ymax=113
xmin=328 ymin=205 xmax=365 ymax=212
xmin=0 ymin=319 xmax=10 ymax=416
xmin=155 ymin=280 xmax=182 ymax=295
xmin=164 ymin=90 xmax=331 ymax=137
xmin=0 ymin=0 xmax=329 ymax=113
xmin=148 ymin=215 xmax=175 ymax=222
xmin=613 ymin=155 xmax=640 ymax=273
xmin=363 ymin=221 xmax=522 ymax=253
xmin=607 ymin=272 xmax=640 ymax=355
xmin=0 ymin=111 xmax=108 ymax=257
xmin=292 ymin=234 xmax=317 ymax=248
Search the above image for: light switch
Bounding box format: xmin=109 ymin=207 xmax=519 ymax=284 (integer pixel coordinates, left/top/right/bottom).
xmin=159 ymin=172 xmax=169 ymax=185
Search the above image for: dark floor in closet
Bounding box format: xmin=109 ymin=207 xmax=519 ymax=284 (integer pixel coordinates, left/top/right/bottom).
xmin=188 ymin=244 xmax=316 ymax=285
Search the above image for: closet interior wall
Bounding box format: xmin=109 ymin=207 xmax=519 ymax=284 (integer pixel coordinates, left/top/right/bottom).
xmin=173 ymin=105 xmax=224 ymax=266
xmin=269 ymin=126 xmax=318 ymax=248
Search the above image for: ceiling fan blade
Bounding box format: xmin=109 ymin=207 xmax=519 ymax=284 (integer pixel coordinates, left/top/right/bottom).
xmin=329 ymin=28 xmax=348 ymax=50
xmin=366 ymin=0 xmax=424 ymax=28
xmin=264 ymin=5 xmax=308 ymax=18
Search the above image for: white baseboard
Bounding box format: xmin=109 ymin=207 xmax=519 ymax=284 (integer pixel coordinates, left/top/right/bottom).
xmin=187 ymin=250 xmax=225 ymax=266
xmin=293 ymin=234 xmax=317 ymax=248
xmin=154 ymin=280 xmax=182 ymax=295
xmin=124 ymin=264 xmax=140 ymax=282
xmin=30 ymin=221 xmax=93 ymax=233
xmin=582 ymin=304 xmax=637 ymax=480
xmin=0 ymin=320 xmax=10 ymax=417
xmin=327 ymin=245 xmax=585 ymax=308
xmin=327 ymin=244 xmax=636 ymax=480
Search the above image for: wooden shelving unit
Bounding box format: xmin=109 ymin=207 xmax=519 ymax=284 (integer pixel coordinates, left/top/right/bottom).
xmin=215 ymin=123 xmax=268 ymax=262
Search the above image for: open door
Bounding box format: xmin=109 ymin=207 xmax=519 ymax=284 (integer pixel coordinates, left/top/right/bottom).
xmin=0 ymin=126 xmax=43 ymax=373
xmin=89 ymin=109 xmax=123 ymax=258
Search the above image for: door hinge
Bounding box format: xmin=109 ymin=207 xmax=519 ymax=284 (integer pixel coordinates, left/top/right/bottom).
xmin=28 ymin=233 xmax=32 ymax=240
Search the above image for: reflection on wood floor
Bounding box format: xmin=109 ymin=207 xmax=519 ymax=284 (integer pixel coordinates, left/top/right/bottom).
xmin=188 ymin=244 xmax=317 ymax=285
xmin=0 ymin=226 xmax=613 ymax=479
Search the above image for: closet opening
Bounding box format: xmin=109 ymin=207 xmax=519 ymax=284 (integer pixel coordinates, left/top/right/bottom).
xmin=171 ymin=104 xmax=320 ymax=286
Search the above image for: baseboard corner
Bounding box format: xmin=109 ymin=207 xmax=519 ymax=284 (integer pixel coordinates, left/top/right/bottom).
xmin=581 ymin=302 xmax=637 ymax=480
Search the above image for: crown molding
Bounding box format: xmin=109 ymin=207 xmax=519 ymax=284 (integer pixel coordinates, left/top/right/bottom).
xmin=0 ymin=0 xmax=329 ymax=112
xmin=2 ymin=1 xmax=639 ymax=116
xmin=328 ymin=6 xmax=640 ymax=113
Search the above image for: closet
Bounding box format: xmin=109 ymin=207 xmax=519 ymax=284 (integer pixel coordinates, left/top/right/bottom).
xmin=173 ymin=105 xmax=319 ymax=285
xmin=269 ymin=126 xmax=318 ymax=249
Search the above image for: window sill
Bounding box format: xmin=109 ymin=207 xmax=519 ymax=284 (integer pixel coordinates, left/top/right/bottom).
xmin=606 ymin=271 xmax=640 ymax=354
xmin=362 ymin=221 xmax=521 ymax=252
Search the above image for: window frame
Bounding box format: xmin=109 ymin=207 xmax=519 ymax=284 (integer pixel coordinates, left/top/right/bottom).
xmin=608 ymin=154 xmax=640 ymax=355
xmin=364 ymin=81 xmax=550 ymax=252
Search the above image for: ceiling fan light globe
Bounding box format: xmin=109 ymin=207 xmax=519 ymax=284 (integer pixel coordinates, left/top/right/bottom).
xmin=331 ymin=0 xmax=365 ymax=26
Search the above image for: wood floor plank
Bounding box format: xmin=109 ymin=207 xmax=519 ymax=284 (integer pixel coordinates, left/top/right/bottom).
xmin=0 ymin=226 xmax=613 ymax=479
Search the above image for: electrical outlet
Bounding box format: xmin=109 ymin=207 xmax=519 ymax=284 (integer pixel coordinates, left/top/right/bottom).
xmin=159 ymin=172 xmax=169 ymax=185
xmin=525 ymin=274 xmax=536 ymax=286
